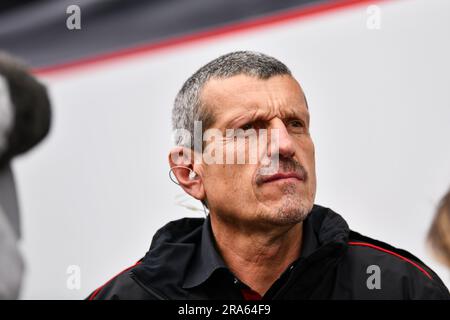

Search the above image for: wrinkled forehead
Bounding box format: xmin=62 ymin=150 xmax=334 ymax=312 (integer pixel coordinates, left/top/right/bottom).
xmin=200 ymin=74 xmax=308 ymax=127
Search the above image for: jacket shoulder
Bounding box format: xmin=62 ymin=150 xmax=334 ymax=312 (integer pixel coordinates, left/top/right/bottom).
xmin=86 ymin=260 xmax=157 ymax=300
xmin=337 ymin=231 xmax=450 ymax=299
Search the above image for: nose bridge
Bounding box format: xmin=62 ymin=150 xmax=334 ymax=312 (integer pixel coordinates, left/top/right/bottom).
xmin=267 ymin=117 xmax=294 ymax=157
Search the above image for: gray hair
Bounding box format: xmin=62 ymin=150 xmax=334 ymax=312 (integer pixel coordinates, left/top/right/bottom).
xmin=172 ymin=51 xmax=292 ymax=148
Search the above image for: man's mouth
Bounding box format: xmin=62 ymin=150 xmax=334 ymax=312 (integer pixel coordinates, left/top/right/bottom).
xmin=259 ymin=172 xmax=304 ymax=184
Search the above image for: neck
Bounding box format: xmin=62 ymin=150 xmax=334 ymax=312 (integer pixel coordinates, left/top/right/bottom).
xmin=210 ymin=214 xmax=303 ymax=297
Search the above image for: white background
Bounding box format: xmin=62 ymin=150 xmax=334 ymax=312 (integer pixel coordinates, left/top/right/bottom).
xmin=13 ymin=0 xmax=450 ymax=299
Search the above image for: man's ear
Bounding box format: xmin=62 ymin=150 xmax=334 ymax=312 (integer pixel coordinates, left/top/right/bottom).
xmin=168 ymin=147 xmax=205 ymax=202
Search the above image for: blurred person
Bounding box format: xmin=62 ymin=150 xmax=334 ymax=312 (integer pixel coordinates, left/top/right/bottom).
xmin=88 ymin=51 xmax=449 ymax=300
xmin=0 ymin=52 xmax=51 ymax=299
xmin=0 ymin=204 xmax=22 ymax=299
xmin=428 ymin=189 xmax=450 ymax=268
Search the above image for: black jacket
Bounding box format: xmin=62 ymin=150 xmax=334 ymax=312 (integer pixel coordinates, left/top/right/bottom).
xmin=87 ymin=205 xmax=450 ymax=300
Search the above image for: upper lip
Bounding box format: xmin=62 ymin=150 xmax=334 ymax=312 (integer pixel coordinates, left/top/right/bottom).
xmin=259 ymin=171 xmax=304 ymax=184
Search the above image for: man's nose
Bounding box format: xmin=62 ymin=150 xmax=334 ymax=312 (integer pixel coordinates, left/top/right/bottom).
xmin=267 ymin=118 xmax=295 ymax=159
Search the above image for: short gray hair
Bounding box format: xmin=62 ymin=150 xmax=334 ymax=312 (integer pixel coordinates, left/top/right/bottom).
xmin=172 ymin=51 xmax=292 ymax=148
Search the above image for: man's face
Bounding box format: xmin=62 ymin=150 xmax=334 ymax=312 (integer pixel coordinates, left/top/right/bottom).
xmin=197 ymin=74 xmax=316 ymax=229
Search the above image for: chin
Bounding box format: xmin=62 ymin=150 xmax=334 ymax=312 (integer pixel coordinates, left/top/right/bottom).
xmin=259 ymin=197 xmax=314 ymax=226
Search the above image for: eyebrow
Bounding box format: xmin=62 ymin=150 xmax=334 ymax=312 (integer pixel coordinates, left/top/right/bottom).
xmin=221 ymin=106 xmax=310 ymax=129
xmin=281 ymin=107 xmax=309 ymax=121
xmin=222 ymin=111 xmax=255 ymax=129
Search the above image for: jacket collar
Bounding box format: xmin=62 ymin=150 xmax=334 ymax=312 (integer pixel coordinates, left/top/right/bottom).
xmin=132 ymin=205 xmax=349 ymax=299
xmin=182 ymin=215 xmax=227 ymax=289
xmin=182 ymin=205 xmax=327 ymax=289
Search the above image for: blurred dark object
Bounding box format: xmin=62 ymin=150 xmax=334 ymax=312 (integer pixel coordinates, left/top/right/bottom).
xmin=428 ymin=189 xmax=450 ymax=268
xmin=0 ymin=0 xmax=42 ymax=14
xmin=0 ymin=51 xmax=52 ymax=238
xmin=0 ymin=0 xmax=329 ymax=69
xmin=0 ymin=51 xmax=50 ymax=300
xmin=0 ymin=52 xmax=51 ymax=169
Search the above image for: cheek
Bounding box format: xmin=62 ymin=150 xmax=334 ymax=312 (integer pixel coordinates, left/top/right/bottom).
xmin=296 ymin=138 xmax=315 ymax=164
xmin=305 ymin=141 xmax=317 ymax=193
xmin=296 ymin=138 xmax=316 ymax=184
xmin=203 ymin=164 xmax=257 ymax=205
xmin=307 ymin=141 xmax=316 ymax=171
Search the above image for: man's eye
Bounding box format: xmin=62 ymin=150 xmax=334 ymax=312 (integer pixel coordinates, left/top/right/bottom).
xmin=289 ymin=120 xmax=304 ymax=128
xmin=241 ymin=123 xmax=254 ymax=131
